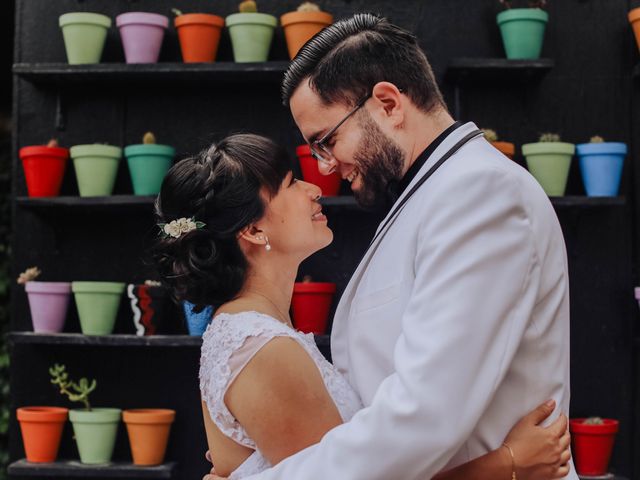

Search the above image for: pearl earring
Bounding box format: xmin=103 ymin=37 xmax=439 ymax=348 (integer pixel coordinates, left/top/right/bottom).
xmin=264 ymin=236 xmax=271 ymax=252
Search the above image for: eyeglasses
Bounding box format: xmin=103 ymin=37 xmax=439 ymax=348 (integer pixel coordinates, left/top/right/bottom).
xmin=309 ymin=92 xmax=372 ymax=166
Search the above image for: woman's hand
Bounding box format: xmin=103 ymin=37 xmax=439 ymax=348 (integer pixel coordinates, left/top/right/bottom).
xmin=503 ymin=400 xmax=572 ymax=480
xmin=203 ymin=451 xmax=228 ymax=480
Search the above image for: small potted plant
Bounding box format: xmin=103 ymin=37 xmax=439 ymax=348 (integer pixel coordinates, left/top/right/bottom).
xmin=69 ymin=143 xmax=122 ymax=197
xmin=629 ymin=6 xmax=640 ymax=53
xmin=72 ymin=281 xmax=126 ymax=335
xmin=182 ymin=301 xmax=213 ymax=336
xmin=127 ymin=280 xmax=171 ymax=336
xmin=125 ymin=132 xmax=175 ymax=196
xmin=576 ymin=135 xmax=627 ymax=197
xmin=19 ymin=139 xmax=69 ymax=197
xmin=226 ymin=0 xmax=278 ymax=63
xmin=123 ymin=408 xmax=176 ymax=466
xmin=50 ymin=364 xmax=121 ymax=464
xmin=481 ymin=129 xmax=515 ymax=160
xmin=296 ymin=144 xmax=342 ymax=196
xmin=172 ymin=8 xmax=225 ymax=63
xmin=116 ymin=11 xmax=169 ymax=64
xmin=18 ymin=267 xmax=71 ymax=333
xmin=281 ymin=2 xmax=333 ymax=59
xmin=16 ymin=405 xmax=68 ymax=463
xmin=570 ymin=416 xmax=619 ymax=476
xmin=497 ymin=0 xmax=549 ymax=59
xmin=522 ymin=133 xmax=575 ymax=196
xmin=58 ymin=12 xmax=112 ymax=64
xmin=292 ymin=275 xmax=336 ymax=334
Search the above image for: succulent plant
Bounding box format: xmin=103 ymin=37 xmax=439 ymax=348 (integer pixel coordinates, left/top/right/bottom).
xmin=583 ymin=416 xmax=605 ymax=425
xmin=590 ymin=135 xmax=605 ymax=143
xmin=481 ymin=129 xmax=499 ymax=143
xmin=297 ymin=2 xmax=321 ymax=12
xmin=171 ymin=8 xmax=183 ymax=17
xmin=539 ymin=133 xmax=561 ymax=143
xmin=49 ymin=364 xmax=97 ymax=411
xmin=17 ymin=266 xmax=41 ymax=285
xmin=143 ymin=132 xmax=156 ymax=144
xmin=47 ymin=138 xmax=59 ymax=148
xmin=239 ymin=0 xmax=258 ymax=13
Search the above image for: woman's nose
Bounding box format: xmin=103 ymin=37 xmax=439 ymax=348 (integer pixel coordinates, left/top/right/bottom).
xmin=302 ymin=180 xmax=323 ymax=200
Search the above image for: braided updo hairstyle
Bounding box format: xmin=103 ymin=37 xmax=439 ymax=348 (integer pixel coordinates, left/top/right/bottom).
xmin=152 ymin=134 xmax=291 ymax=313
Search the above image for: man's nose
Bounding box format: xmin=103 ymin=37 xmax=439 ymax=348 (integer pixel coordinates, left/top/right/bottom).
xmin=318 ymin=157 xmax=338 ymax=176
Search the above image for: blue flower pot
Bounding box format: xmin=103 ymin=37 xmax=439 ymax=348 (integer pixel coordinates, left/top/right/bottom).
xmin=576 ymin=142 xmax=627 ymax=196
xmin=182 ymin=301 xmax=213 ymax=336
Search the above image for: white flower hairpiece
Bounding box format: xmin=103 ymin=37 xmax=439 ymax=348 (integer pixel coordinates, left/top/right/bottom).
xmin=157 ymin=217 xmax=206 ymax=239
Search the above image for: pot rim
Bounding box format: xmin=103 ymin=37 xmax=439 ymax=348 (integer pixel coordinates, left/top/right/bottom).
xmin=521 ymin=142 xmax=575 ymax=156
xmin=280 ymin=11 xmax=333 ymax=27
xmin=20 ymin=146 xmax=69 ymax=159
xmin=497 ymin=8 xmax=549 ymax=25
xmin=124 ymin=144 xmax=176 ymax=157
xmin=175 ymin=13 xmax=225 ymax=28
xmin=294 ymin=282 xmax=337 ymax=294
xmin=576 ymin=142 xmax=627 ymax=156
xmin=116 ymin=12 xmax=169 ymax=29
xmin=25 ymin=281 xmax=72 ymax=294
xmin=69 ymin=407 xmax=122 ymax=423
xmin=225 ymin=12 xmax=278 ymax=28
xmin=123 ymin=408 xmax=176 ymax=424
xmin=17 ymin=406 xmax=69 ymax=422
xmin=70 ymin=144 xmax=122 ymax=159
xmin=59 ymin=12 xmax=112 ymax=29
xmin=72 ymin=281 xmax=126 ymax=294
xmin=629 ymin=7 xmax=640 ymax=23
xmin=569 ymin=418 xmax=619 ymax=434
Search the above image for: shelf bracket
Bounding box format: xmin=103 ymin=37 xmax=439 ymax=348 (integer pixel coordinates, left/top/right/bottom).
xmin=55 ymin=90 xmax=66 ymax=131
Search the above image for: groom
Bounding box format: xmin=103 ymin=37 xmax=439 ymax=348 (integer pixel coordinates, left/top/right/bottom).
xmin=210 ymin=13 xmax=576 ymax=479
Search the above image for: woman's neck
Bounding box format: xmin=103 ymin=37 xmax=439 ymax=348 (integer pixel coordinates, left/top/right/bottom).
xmin=239 ymin=263 xmax=298 ymax=325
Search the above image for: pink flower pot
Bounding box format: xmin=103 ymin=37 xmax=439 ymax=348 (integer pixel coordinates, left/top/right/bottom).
xmin=25 ymin=282 xmax=72 ymax=333
xmin=116 ymin=12 xmax=168 ymax=64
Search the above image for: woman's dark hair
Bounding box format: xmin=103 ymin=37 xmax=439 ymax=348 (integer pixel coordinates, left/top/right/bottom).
xmin=152 ymin=133 xmax=290 ymax=313
xmin=282 ymin=13 xmax=445 ymax=113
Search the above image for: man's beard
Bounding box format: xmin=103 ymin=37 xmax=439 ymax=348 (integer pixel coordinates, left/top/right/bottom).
xmin=352 ymin=111 xmax=405 ymax=211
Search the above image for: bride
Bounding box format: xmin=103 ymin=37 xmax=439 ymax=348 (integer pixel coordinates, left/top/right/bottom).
xmin=153 ymin=133 xmax=571 ymax=480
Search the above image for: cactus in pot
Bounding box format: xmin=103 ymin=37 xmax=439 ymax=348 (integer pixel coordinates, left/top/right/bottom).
xmin=281 ymin=2 xmax=333 ymax=59
xmin=522 ymin=132 xmax=575 ymax=196
xmin=226 ymin=0 xmax=277 ymax=62
xmin=125 ymin=131 xmax=175 ymax=196
xmin=576 ymin=134 xmax=627 ymax=196
xmin=50 ymin=364 xmax=121 ymax=464
xmin=570 ymin=415 xmax=619 ymax=476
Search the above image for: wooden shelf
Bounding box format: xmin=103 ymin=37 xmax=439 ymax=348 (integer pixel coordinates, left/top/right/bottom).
xmin=13 ymin=62 xmax=290 ymax=86
xmin=8 ymin=332 xmax=330 ymax=348
xmin=550 ymin=196 xmax=626 ymax=208
xmin=8 ymin=459 xmax=177 ymax=478
xmin=445 ymin=58 xmax=554 ymax=84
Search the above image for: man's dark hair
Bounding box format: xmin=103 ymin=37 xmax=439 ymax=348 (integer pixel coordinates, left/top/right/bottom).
xmin=282 ymin=13 xmax=445 ymax=112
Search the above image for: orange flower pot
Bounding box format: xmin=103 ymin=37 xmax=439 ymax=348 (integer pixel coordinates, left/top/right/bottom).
xmin=280 ymin=11 xmax=333 ymax=59
xmin=17 ymin=407 xmax=68 ymax=463
xmin=629 ymin=8 xmax=640 ymax=53
xmin=175 ymin=14 xmax=224 ymax=63
xmin=492 ymin=141 xmax=515 ymax=160
xmin=123 ymin=409 xmax=175 ymax=466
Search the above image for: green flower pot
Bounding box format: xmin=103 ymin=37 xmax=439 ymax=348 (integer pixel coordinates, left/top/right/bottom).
xmin=59 ymin=13 xmax=112 ymax=65
xmin=226 ymin=13 xmax=277 ymax=62
xmin=124 ymin=144 xmax=175 ymax=195
xmin=69 ymin=408 xmax=121 ymax=464
xmin=72 ymin=282 xmax=125 ymax=335
xmin=497 ymin=8 xmax=548 ymax=59
xmin=522 ymin=142 xmax=575 ymax=196
xmin=70 ymin=144 xmax=122 ymax=197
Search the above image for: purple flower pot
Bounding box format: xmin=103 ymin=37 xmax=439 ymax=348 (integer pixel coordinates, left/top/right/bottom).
xmin=116 ymin=12 xmax=168 ymax=64
xmin=25 ymin=282 xmax=72 ymax=333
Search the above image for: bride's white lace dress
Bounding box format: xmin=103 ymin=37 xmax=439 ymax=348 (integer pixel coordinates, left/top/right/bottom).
xmin=200 ymin=311 xmax=363 ymax=479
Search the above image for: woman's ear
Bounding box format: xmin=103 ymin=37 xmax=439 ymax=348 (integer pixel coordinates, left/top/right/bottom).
xmin=237 ymin=225 xmax=267 ymax=247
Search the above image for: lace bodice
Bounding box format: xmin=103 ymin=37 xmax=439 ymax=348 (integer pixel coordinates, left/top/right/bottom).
xmin=199 ymin=311 xmax=363 ymax=479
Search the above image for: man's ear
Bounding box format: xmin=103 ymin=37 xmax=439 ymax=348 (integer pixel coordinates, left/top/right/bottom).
xmin=237 ymin=224 xmax=267 ymax=247
xmin=370 ymin=82 xmax=405 ymax=125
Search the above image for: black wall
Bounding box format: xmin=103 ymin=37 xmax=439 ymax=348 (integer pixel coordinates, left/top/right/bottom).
xmin=9 ymin=1 xmax=640 ymax=479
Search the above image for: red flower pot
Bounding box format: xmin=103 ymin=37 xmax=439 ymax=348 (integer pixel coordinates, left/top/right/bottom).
xmin=292 ymin=282 xmax=336 ymax=334
xmin=19 ymin=146 xmax=69 ymax=197
xmin=296 ymin=145 xmax=341 ymax=197
xmin=570 ymin=418 xmax=619 ymax=476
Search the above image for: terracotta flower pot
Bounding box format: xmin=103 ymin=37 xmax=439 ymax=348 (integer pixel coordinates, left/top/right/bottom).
xmin=280 ymin=10 xmax=333 ymax=59
xmin=628 ymin=8 xmax=640 ymax=53
xmin=116 ymin=12 xmax=169 ymax=64
xmin=296 ymin=145 xmax=341 ymax=196
xmin=521 ymin=141 xmax=575 ymax=196
xmin=123 ymin=409 xmax=175 ymax=466
xmin=175 ymin=14 xmax=224 ymax=63
xmin=19 ymin=145 xmax=69 ymax=197
xmin=292 ymin=282 xmax=336 ymax=334
xmin=225 ymin=12 xmax=277 ymax=62
xmin=491 ymin=141 xmax=515 ymax=160
xmin=570 ymin=418 xmax=619 ymax=476
xmin=17 ymin=407 xmax=68 ymax=463
xmin=25 ymin=281 xmax=72 ymax=333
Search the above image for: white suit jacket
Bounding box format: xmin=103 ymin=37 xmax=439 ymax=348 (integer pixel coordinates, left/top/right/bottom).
xmin=245 ymin=122 xmax=577 ymax=479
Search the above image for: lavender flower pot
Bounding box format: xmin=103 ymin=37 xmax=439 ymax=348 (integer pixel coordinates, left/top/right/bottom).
xmin=116 ymin=12 xmax=168 ymax=64
xmin=25 ymin=282 xmax=72 ymax=333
